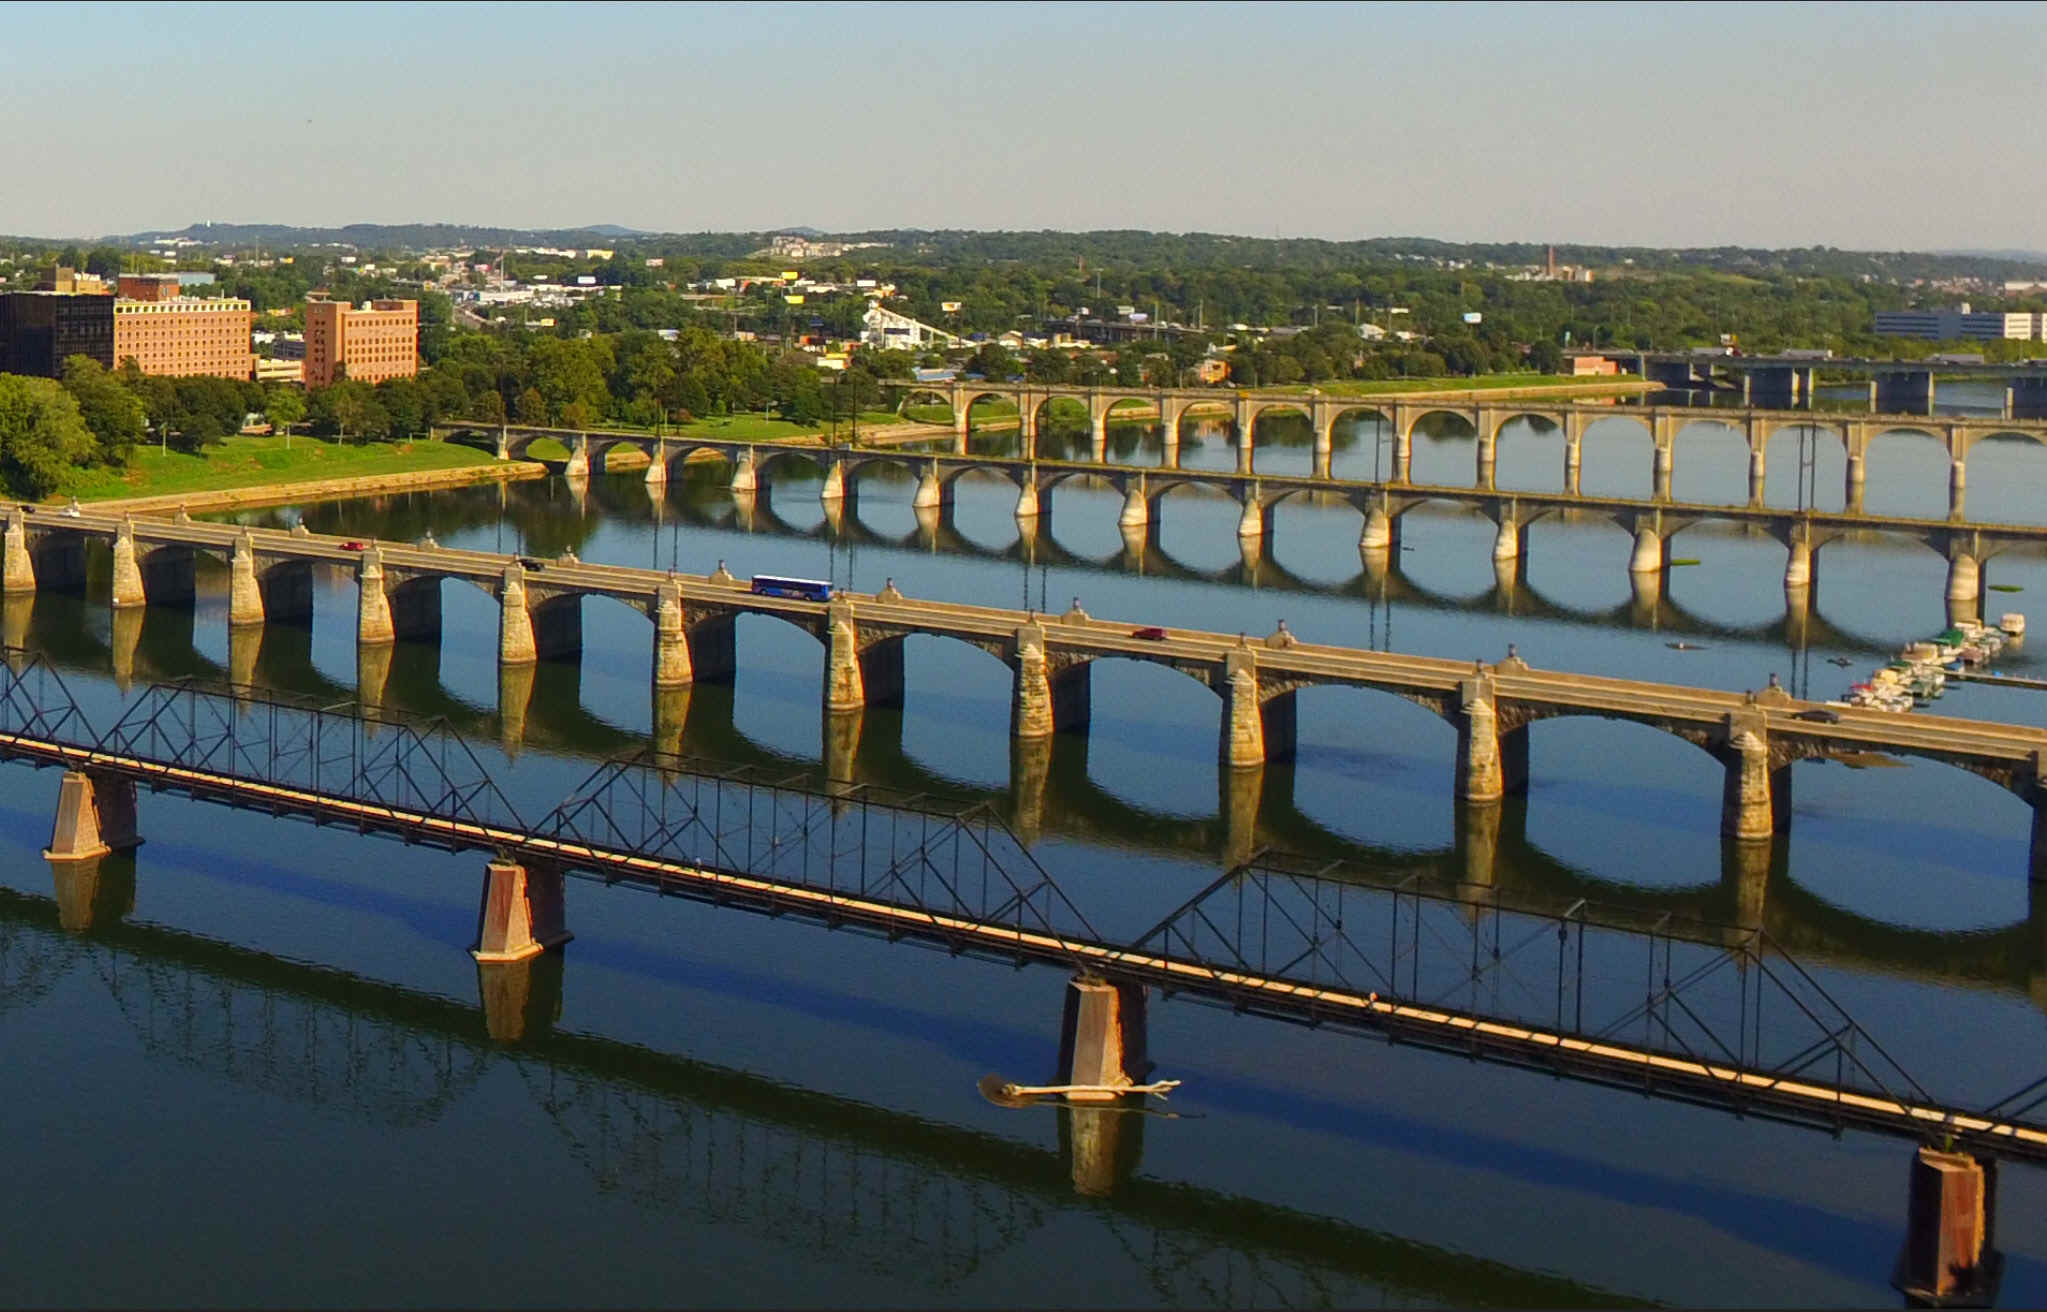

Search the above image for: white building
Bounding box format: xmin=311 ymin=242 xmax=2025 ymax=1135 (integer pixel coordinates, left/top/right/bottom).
xmin=861 ymin=301 xmax=961 ymax=351
xmin=1874 ymin=305 xmax=2040 ymax=341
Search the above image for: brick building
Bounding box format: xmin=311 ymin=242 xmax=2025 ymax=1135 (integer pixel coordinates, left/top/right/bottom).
xmin=116 ymin=273 xmax=185 ymax=302
xmin=112 ymin=295 xmax=254 ymax=380
xmin=303 ymin=298 xmax=418 ymax=387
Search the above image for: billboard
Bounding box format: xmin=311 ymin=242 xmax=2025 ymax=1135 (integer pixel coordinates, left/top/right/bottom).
xmin=941 ymin=300 xmax=962 ymax=313
xmin=1462 ymin=312 xmax=1484 ymax=324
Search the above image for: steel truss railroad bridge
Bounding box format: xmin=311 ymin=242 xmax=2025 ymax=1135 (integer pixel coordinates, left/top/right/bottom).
xmin=2 ymin=649 xmax=2045 ymax=1180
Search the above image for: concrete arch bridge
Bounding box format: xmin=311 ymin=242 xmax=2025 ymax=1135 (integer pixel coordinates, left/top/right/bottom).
xmin=435 ymin=420 xmax=2047 ymax=618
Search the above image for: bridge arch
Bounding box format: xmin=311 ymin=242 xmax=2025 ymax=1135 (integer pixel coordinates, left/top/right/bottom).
xmin=1782 ymin=748 xmax=2037 ymax=932
xmin=1402 ymin=408 xmax=1482 ymax=487
xmin=1760 ymin=421 xmax=1847 ymax=511
xmin=1956 ymin=432 xmax=2047 ymax=526
xmin=1031 ymin=393 xmax=1090 ymax=436
xmin=1860 ymin=427 xmax=1951 ymax=520
xmin=651 ymin=440 xmax=735 ymax=478
xmin=1569 ymin=414 xmax=1653 ymax=500
xmin=582 ymin=434 xmax=650 ymax=472
xmin=1667 ymin=418 xmax=1749 ymax=505
xmin=1065 ymin=655 xmax=1228 ymax=817
xmin=895 ymin=387 xmax=956 ymax=425
xmin=888 ymin=632 xmax=1019 ymax=791
xmin=958 ymin=389 xmax=1015 ymax=435
xmin=1956 ymin=425 xmax=2047 ymax=461
xmin=1284 ymin=682 xmax=1461 ymax=850
xmin=1514 ymin=712 xmax=1735 ymax=889
xmin=1490 ymin=412 xmax=1566 ymax=494
xmin=1096 ymin=395 xmax=1158 ymax=444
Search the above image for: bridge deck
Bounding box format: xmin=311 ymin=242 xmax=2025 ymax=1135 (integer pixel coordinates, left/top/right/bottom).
xmin=35 ymin=508 xmax=2047 ymax=775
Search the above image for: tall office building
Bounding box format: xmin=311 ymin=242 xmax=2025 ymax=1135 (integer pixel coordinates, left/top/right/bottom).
xmin=0 ymin=292 xmax=115 ymax=376
xmin=303 ymin=298 xmax=418 ymax=387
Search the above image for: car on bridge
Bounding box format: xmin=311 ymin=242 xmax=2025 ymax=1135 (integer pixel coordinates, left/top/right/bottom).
xmin=1131 ymin=626 xmax=1168 ymax=641
xmin=340 ymin=540 xmax=369 ymax=552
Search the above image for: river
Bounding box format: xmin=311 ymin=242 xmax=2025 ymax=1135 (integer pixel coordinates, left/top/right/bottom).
xmin=4 ymin=387 xmax=2047 ymax=1305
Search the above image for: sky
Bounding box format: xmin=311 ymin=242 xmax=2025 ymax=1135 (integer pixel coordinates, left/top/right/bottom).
xmin=3 ymin=1 xmax=2044 ymax=250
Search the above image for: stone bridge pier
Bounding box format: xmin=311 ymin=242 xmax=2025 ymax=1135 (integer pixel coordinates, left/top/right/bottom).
xmin=1011 ymin=622 xmax=1094 ymax=740
xmin=1221 ymin=648 xmax=1299 ymax=769
xmin=496 ymin=564 xmax=581 ymax=665
xmin=109 ymin=517 xmax=196 ymax=611
xmin=229 ymin=532 xmax=314 ymax=629
xmin=355 ymin=549 xmax=445 ymax=648
xmin=1715 ymin=709 xmax=1793 ymax=842
xmin=1055 ymin=975 xmax=1150 ymax=1196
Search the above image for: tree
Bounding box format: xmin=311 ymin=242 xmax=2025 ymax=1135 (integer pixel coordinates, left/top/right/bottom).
xmin=472 ymin=390 xmax=507 ymax=424
xmin=375 ymin=377 xmax=426 ymax=440
xmin=263 ymin=385 xmax=307 ymax=435
xmin=308 ymin=379 xmax=381 ymax=441
xmin=963 ymin=342 xmax=1018 ymax=381
xmin=416 ymin=291 xmax=454 ymax=363
xmin=59 ymin=356 xmax=146 ymax=464
xmin=0 ymin=375 xmax=95 ymax=498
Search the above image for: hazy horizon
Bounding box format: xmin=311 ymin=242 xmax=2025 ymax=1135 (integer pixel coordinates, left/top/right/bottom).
xmin=5 ymin=1 xmax=2043 ymax=249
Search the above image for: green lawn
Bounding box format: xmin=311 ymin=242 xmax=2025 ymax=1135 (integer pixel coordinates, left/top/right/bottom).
xmin=55 ymin=436 xmax=497 ymax=503
xmin=518 ymin=412 xmax=908 ymax=460
xmin=905 ymin=400 xmax=1024 ymax=423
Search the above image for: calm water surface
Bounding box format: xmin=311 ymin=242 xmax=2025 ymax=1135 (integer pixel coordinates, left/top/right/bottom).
xmin=6 ymin=388 xmax=2047 ymax=1306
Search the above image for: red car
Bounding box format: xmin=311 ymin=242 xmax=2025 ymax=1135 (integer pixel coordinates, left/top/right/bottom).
xmin=339 ymin=540 xmax=369 ymax=552
xmin=1131 ymin=626 xmax=1167 ymax=641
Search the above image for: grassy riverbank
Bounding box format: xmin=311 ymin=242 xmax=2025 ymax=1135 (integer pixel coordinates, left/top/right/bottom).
xmin=54 ymin=436 xmax=499 ymax=504
xmin=514 ymin=410 xmax=904 ymax=460
xmin=52 ymin=408 xmax=924 ymax=505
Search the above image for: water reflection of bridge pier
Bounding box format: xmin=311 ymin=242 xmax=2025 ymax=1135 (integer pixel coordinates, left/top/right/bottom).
xmin=0 ymin=883 xmax=1633 ymax=1308
xmin=12 ymin=589 xmax=2047 ymax=1001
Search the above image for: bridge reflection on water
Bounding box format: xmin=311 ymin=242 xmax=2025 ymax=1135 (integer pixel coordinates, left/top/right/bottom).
xmin=9 ymin=582 xmax=2046 ymax=1007
xmin=0 ymin=882 xmax=1631 ymax=1307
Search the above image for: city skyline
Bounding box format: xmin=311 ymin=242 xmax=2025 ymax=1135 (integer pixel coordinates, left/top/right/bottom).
xmin=3 ymin=1 xmax=2043 ymax=250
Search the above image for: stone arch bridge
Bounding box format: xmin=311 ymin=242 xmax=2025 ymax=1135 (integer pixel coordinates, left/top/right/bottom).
xmin=11 ymin=507 xmax=2047 ymax=869
xmin=438 ymin=416 xmax=2047 ymax=618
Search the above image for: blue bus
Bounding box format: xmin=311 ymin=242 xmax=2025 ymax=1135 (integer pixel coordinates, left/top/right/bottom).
xmin=749 ymin=574 xmax=833 ymax=602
